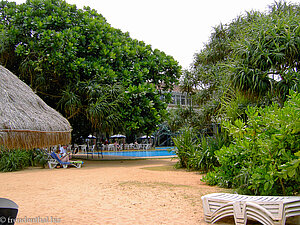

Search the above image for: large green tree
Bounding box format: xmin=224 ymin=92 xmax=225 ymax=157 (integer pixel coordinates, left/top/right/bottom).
xmin=182 ymin=1 xmax=299 ymax=129
xmin=231 ymin=2 xmax=299 ymax=104
xmin=0 ymin=0 xmax=181 ymax=139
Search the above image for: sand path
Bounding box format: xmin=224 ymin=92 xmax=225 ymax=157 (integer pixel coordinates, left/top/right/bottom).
xmin=0 ymin=158 xmax=226 ymax=225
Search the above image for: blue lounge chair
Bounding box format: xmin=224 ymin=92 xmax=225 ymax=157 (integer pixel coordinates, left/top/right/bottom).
xmin=48 ymin=152 xmax=83 ymax=169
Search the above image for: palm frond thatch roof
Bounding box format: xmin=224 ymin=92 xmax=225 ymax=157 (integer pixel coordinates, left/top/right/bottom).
xmin=0 ymin=65 xmax=72 ymax=149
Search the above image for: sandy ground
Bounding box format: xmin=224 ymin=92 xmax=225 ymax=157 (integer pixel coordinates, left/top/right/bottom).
xmin=0 ymin=158 xmax=229 ymax=225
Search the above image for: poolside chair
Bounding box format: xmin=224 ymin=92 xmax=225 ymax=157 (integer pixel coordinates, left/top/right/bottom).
xmin=48 ymin=152 xmax=83 ymax=169
xmin=38 ymin=148 xmax=52 ymax=160
xmin=145 ymin=144 xmax=151 ymax=150
xmin=108 ymin=144 xmax=115 ymax=151
xmin=202 ymin=193 xmax=300 ymax=225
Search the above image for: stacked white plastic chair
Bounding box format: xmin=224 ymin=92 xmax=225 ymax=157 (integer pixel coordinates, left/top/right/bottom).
xmin=107 ymin=144 xmax=115 ymax=151
xmin=201 ymin=193 xmax=300 ymax=225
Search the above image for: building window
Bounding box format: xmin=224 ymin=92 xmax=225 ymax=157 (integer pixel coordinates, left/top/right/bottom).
xmin=181 ymin=95 xmax=186 ymax=105
xmin=176 ymin=95 xmax=180 ymax=105
xmin=165 ymin=92 xmax=196 ymax=107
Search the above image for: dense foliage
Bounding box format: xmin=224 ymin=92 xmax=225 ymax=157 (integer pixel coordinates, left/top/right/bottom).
xmin=172 ymin=1 xmax=300 ymax=196
xmin=203 ymin=91 xmax=300 ymax=196
xmin=179 ymin=1 xmax=299 ymax=130
xmin=173 ymin=127 xmax=226 ymax=171
xmin=0 ymin=0 xmax=181 ymax=139
xmin=0 ymin=148 xmax=47 ymax=172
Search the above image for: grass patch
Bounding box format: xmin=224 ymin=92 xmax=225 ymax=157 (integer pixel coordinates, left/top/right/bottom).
xmin=119 ymin=181 xmax=191 ymax=189
xmin=141 ymin=165 xmax=179 ymax=171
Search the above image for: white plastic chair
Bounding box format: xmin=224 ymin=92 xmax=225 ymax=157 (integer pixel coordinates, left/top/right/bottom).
xmin=201 ymin=193 xmax=300 ymax=225
xmin=108 ymin=144 xmax=114 ymax=151
xmin=79 ymin=144 xmax=87 ymax=153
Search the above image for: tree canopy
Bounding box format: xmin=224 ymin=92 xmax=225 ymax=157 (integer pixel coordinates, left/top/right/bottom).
xmin=180 ymin=1 xmax=299 ymax=129
xmin=0 ymin=0 xmax=181 ymax=140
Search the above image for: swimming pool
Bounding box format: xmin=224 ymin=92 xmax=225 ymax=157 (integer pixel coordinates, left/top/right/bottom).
xmin=101 ymin=150 xmax=176 ymax=157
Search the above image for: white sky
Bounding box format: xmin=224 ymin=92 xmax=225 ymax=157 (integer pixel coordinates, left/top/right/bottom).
xmin=12 ymin=0 xmax=299 ymax=69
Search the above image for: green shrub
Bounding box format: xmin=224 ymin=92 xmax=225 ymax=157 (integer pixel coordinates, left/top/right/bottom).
xmin=0 ymin=148 xmax=31 ymax=172
xmin=203 ymin=91 xmax=300 ymax=195
xmin=0 ymin=148 xmax=48 ymax=172
xmin=202 ymin=170 xmax=219 ymax=186
xmin=173 ymin=127 xmax=226 ymax=171
xmin=172 ymin=127 xmax=198 ymax=169
xmin=190 ymin=134 xmax=227 ymax=171
xmin=33 ymin=150 xmax=48 ymax=168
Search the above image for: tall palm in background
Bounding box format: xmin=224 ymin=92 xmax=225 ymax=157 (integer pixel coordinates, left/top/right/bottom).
xmin=58 ymin=81 xmax=126 ymax=138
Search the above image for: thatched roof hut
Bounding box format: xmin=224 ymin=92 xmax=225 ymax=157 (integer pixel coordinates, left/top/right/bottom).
xmin=0 ymin=65 xmax=72 ymax=149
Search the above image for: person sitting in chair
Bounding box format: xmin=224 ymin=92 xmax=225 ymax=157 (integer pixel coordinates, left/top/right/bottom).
xmin=56 ymin=149 xmax=70 ymax=162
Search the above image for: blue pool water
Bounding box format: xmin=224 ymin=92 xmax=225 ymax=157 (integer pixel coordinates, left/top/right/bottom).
xmin=101 ymin=150 xmax=176 ymax=157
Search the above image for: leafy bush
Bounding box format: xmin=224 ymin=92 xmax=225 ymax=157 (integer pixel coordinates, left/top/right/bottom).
xmin=173 ymin=127 xmax=226 ymax=171
xmin=0 ymin=148 xmax=48 ymax=172
xmin=172 ymin=127 xmax=198 ymax=169
xmin=201 ymin=170 xmax=219 ymax=186
xmin=190 ymin=134 xmax=227 ymax=171
xmin=33 ymin=150 xmax=48 ymax=168
xmin=203 ymin=91 xmax=300 ymax=195
xmin=0 ymin=148 xmax=32 ymax=172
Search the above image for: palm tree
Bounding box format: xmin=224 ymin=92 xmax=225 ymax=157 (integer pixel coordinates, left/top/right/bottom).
xmin=86 ymin=83 xmax=126 ymax=135
xmin=58 ymin=80 xmax=127 ymax=138
xmin=231 ymin=2 xmax=299 ymax=103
